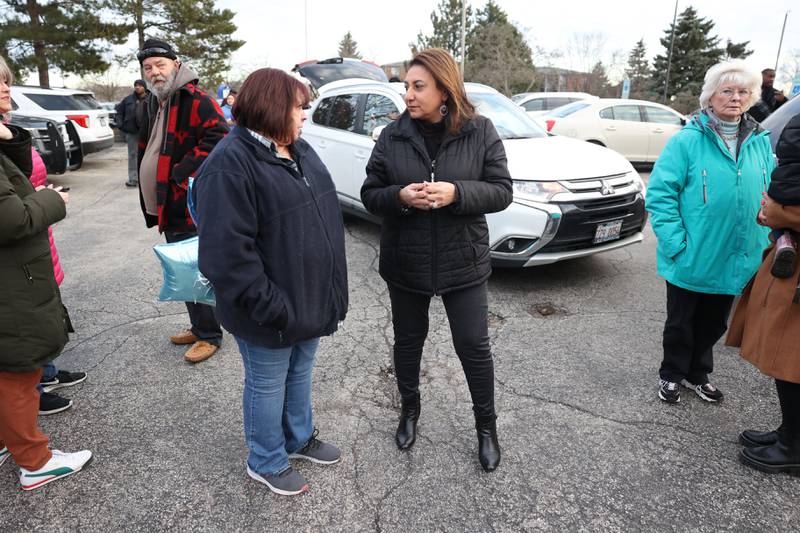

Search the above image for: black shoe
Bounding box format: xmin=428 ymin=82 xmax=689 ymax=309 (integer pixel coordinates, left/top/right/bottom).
xmin=39 ymin=392 xmax=73 ymax=415
xmin=739 ymin=441 xmax=800 ymax=475
xmin=41 ymin=370 xmax=87 ymax=393
xmin=658 ymin=379 xmax=680 ymax=403
xmin=475 ymin=415 xmax=501 ymax=472
xmin=739 ymin=428 xmax=781 ymax=448
xmin=395 ymin=395 xmax=420 ymax=450
xmin=681 ymin=379 xmax=724 ymax=403
xmin=124 ymin=181 xmax=138 ymax=188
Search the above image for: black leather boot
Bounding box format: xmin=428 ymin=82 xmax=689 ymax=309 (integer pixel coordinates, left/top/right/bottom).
xmin=475 ymin=415 xmax=501 ymax=472
xmin=739 ymin=426 xmax=782 ymax=448
xmin=395 ymin=395 xmax=420 ymax=450
xmin=739 ymin=438 xmax=800 ymax=475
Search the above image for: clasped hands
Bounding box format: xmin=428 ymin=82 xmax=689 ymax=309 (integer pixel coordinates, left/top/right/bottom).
xmin=399 ymin=181 xmax=456 ymax=210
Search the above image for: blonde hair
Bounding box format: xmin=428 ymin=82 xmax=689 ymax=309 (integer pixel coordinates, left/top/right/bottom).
xmin=0 ymin=55 xmax=12 ymax=85
xmin=698 ymin=60 xmax=761 ymax=111
xmin=410 ymin=48 xmax=475 ymax=134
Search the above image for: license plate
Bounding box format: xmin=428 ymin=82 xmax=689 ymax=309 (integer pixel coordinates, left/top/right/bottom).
xmin=593 ymin=220 xmax=623 ymax=244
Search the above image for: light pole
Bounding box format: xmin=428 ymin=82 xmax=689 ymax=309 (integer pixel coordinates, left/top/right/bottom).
xmin=460 ymin=1 xmax=467 ymax=77
xmin=663 ymin=0 xmax=679 ymax=104
xmin=775 ymin=11 xmax=789 ymax=71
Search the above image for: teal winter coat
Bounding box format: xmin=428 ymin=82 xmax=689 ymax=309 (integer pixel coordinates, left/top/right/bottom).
xmin=646 ymin=111 xmax=775 ymax=295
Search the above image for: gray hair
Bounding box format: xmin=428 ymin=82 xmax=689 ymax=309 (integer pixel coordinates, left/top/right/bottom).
xmin=0 ymin=55 xmax=12 ymax=85
xmin=698 ymin=60 xmax=761 ymax=111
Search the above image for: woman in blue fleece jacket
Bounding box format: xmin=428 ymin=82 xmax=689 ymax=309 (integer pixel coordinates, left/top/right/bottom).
xmin=194 ymin=68 xmax=348 ymax=497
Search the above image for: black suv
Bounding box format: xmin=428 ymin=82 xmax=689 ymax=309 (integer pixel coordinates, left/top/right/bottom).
xmin=7 ymin=114 xmax=83 ymax=174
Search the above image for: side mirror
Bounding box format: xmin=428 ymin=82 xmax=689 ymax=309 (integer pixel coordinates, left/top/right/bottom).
xmin=372 ymin=125 xmax=386 ymax=142
xmin=680 ymin=118 xmax=687 ymax=126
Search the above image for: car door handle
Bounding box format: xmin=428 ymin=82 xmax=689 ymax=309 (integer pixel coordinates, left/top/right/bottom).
xmin=652 ymin=128 xmax=664 ymax=133
xmin=605 ymin=126 xmax=616 ymax=131
xmin=354 ymin=151 xmax=368 ymax=161
xmin=316 ymin=140 xmax=327 ymax=149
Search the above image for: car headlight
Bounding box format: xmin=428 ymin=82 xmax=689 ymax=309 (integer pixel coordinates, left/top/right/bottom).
xmin=512 ymin=180 xmax=567 ymax=202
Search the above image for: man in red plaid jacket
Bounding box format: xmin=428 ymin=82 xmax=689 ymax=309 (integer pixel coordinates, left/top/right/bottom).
xmin=137 ymin=38 xmax=228 ymax=363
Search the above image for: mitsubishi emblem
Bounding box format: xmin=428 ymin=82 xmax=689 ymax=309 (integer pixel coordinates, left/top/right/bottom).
xmin=601 ymin=180 xmax=615 ymax=196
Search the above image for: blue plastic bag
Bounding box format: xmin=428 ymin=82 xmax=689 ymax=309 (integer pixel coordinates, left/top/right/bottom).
xmin=153 ymin=236 xmax=216 ymax=306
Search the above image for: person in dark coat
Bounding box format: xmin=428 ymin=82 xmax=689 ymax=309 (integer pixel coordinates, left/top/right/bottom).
xmin=115 ymin=79 xmax=149 ymax=188
xmin=727 ymin=111 xmax=800 ymax=475
xmin=137 ymin=39 xmax=228 ymax=363
xmin=360 ymin=48 xmax=513 ymax=472
xmin=0 ymin=58 xmax=92 ymax=490
xmin=194 ymin=68 xmax=348 ymax=496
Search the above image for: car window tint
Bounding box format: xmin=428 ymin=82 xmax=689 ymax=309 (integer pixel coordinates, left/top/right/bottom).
xmin=546 ymin=97 xmax=572 ymax=109
xmin=312 ymin=97 xmax=334 ymax=125
xmin=328 ymin=94 xmax=359 ymax=132
xmin=550 ymin=101 xmax=591 ymax=118
xmin=599 ymin=107 xmax=614 ymax=119
xmin=522 ymin=99 xmax=545 ymax=111
xmin=23 ymin=93 xmax=86 ymax=111
xmin=72 ymin=94 xmax=102 ymax=110
xmin=611 ymin=105 xmax=642 ymax=122
xmin=362 ymin=94 xmax=399 ymax=138
xmin=10 ymin=98 xmax=18 ymax=111
xmin=644 ymin=106 xmax=683 ymax=125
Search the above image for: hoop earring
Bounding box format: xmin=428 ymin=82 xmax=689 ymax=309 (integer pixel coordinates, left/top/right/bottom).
xmin=439 ymin=104 xmax=448 ymax=116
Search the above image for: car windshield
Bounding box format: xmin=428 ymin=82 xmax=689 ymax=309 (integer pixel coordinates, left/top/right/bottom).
xmin=71 ymin=94 xmax=102 ymax=110
xmin=548 ymin=101 xmax=592 ymax=118
xmin=469 ymin=92 xmax=546 ymax=139
xmin=763 ymin=92 xmax=800 ymax=150
xmin=510 ymin=94 xmax=528 ymax=104
xmin=24 ymin=93 xmax=90 ymax=111
xmin=296 ymin=60 xmax=388 ymax=89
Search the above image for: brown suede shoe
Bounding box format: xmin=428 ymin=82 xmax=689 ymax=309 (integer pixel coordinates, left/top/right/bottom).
xmin=184 ymin=341 xmax=218 ymax=363
xmin=170 ymin=329 xmax=198 ymax=345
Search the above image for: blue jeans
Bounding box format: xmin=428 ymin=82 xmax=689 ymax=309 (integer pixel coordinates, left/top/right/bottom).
xmin=236 ymin=336 xmax=319 ymax=476
xmin=37 ymin=363 xmax=57 ymax=394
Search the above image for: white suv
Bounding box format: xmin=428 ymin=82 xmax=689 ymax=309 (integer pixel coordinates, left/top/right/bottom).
xmin=11 ymin=86 xmax=114 ymax=155
xmin=302 ymin=79 xmax=648 ymax=267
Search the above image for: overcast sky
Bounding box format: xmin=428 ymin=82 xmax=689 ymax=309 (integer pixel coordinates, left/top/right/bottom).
xmin=42 ymin=0 xmax=800 ymax=89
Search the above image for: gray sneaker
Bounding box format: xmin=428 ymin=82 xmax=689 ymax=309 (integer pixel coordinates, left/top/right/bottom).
xmin=247 ymin=465 xmax=308 ymax=496
xmin=289 ymin=429 xmax=341 ymax=465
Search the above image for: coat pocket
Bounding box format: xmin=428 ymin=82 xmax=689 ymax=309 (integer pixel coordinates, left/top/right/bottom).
xmin=22 ymin=251 xmax=59 ymax=308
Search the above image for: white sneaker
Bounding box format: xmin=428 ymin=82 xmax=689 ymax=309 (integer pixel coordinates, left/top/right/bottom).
xmin=19 ymin=449 xmax=92 ymax=491
xmin=0 ymin=447 xmax=9 ymax=468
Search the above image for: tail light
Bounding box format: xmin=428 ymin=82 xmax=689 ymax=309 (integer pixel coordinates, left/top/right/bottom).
xmin=545 ymin=119 xmax=555 ymax=132
xmin=66 ymin=115 xmax=90 ymax=128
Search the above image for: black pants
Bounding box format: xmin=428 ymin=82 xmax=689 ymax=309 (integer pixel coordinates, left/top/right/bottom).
xmin=660 ymin=282 xmax=734 ymax=384
xmin=389 ymin=281 xmax=495 ymax=419
xmin=164 ymin=230 xmax=223 ymax=346
xmin=776 ymin=379 xmax=800 ymax=445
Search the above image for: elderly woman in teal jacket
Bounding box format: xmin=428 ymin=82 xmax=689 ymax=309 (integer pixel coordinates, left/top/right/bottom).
xmin=646 ymin=60 xmax=775 ymax=405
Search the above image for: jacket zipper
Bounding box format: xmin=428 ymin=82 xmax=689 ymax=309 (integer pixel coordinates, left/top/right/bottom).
xmin=23 ymin=265 xmax=33 ymax=284
xmin=702 ymin=170 xmax=707 ymax=204
xmin=430 ymin=158 xmax=438 ymax=292
xmin=762 ymin=166 xmax=767 ymax=192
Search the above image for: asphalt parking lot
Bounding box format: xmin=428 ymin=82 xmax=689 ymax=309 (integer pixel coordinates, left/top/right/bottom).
xmin=2 ymin=145 xmax=798 ymax=532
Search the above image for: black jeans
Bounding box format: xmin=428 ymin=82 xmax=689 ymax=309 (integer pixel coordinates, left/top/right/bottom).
xmin=659 ymin=282 xmax=734 ymax=384
xmin=164 ymin=230 xmax=223 ymax=346
xmin=776 ymin=379 xmax=800 ymax=445
xmin=389 ymin=281 xmax=495 ymax=419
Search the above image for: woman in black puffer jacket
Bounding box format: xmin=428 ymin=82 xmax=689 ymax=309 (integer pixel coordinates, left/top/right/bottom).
xmin=361 ymin=48 xmax=512 ymax=472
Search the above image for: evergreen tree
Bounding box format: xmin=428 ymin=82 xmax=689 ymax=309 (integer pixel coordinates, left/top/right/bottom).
xmin=414 ymin=0 xmax=473 ymax=63
xmin=724 ymin=39 xmax=753 ymax=59
xmin=584 ymin=61 xmax=610 ymax=96
xmin=625 ymin=39 xmax=653 ymax=99
xmin=0 ymin=0 xmax=131 ymax=86
xmin=652 ymin=7 xmax=724 ymax=101
xmin=338 ymin=31 xmax=362 ymax=59
xmin=108 ymin=0 xmax=244 ymax=88
xmin=465 ymin=1 xmax=534 ymax=95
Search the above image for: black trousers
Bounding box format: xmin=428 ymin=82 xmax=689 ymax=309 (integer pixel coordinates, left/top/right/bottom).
xmin=659 ymin=282 xmax=734 ymax=384
xmin=389 ymin=281 xmax=495 ymax=419
xmin=164 ymin=230 xmax=223 ymax=346
xmin=776 ymin=379 xmax=800 ymax=445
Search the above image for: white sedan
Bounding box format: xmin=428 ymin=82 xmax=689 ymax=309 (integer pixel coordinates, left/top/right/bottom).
xmin=542 ymin=98 xmax=687 ymax=163
xmin=302 ymin=80 xmax=648 ymax=267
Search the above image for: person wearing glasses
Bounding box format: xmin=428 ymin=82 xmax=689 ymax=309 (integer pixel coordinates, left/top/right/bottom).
xmin=646 ymin=60 xmax=775 ymax=405
xmin=194 ymin=69 xmax=348 ymax=496
xmin=136 ymin=39 xmax=228 ymax=363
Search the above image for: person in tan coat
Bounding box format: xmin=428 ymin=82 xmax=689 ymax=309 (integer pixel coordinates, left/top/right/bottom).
xmin=726 ymin=111 xmax=800 ymax=475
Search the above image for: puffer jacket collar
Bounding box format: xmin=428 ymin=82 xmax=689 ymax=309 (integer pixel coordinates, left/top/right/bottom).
xmin=688 ymin=109 xmax=765 ymax=160
xmin=389 ymin=112 xmax=477 ymax=162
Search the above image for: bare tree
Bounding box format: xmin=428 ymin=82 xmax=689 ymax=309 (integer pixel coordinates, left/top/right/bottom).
xmin=778 ymin=48 xmax=800 ymax=92
xmin=566 ymin=32 xmax=608 ymax=74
